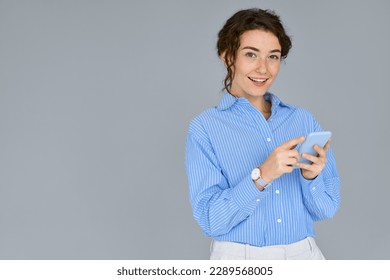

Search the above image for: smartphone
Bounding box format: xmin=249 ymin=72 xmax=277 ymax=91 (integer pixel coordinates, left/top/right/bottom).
xmin=298 ymin=131 xmax=332 ymax=164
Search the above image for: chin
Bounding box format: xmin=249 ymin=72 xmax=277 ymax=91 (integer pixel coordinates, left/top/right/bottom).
xmin=249 ymin=89 xmax=268 ymax=97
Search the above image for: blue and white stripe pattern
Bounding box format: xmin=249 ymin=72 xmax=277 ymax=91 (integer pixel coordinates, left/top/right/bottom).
xmin=185 ymin=92 xmax=340 ymax=247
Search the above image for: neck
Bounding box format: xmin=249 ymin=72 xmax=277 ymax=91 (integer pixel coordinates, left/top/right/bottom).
xmin=258 ymin=102 xmax=272 ymax=119
xmin=251 ymin=97 xmax=271 ymax=116
xmin=228 ymin=92 xmax=271 ymax=118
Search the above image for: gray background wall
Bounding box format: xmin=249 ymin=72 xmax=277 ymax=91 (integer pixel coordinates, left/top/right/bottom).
xmin=0 ymin=0 xmax=389 ymax=259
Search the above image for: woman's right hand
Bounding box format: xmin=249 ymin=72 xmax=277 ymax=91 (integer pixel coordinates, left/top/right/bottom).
xmin=260 ymin=136 xmax=305 ymax=183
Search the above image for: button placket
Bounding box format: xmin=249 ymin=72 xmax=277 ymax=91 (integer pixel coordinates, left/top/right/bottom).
xmin=245 ymin=104 xmax=274 ymax=151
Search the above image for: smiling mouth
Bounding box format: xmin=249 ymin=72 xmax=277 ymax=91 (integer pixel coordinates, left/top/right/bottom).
xmin=248 ymin=77 xmax=268 ymax=84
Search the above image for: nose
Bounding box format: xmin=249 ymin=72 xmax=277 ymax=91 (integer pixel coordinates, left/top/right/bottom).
xmin=256 ymin=58 xmax=267 ymax=75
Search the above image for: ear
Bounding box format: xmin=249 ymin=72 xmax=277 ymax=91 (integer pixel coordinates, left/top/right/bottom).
xmin=219 ymin=51 xmax=228 ymax=67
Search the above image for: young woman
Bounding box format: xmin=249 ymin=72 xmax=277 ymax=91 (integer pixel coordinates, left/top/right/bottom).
xmin=185 ymin=8 xmax=340 ymax=260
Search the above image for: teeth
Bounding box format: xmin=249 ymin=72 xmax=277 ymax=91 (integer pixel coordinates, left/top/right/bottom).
xmin=249 ymin=77 xmax=266 ymax=82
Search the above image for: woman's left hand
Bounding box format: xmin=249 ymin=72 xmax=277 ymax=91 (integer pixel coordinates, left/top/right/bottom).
xmin=296 ymin=140 xmax=331 ymax=180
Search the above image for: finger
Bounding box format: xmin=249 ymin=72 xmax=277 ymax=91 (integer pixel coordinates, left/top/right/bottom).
xmin=323 ymin=139 xmax=332 ymax=152
xmin=313 ymin=144 xmax=328 ymax=160
xmin=301 ymin=153 xmax=322 ymax=165
xmin=313 ymin=145 xmax=326 ymax=158
xmin=297 ymin=163 xmax=321 ymax=175
xmin=277 ymin=136 xmax=305 ymax=151
xmin=285 ymin=157 xmax=299 ymax=167
xmin=284 ymin=165 xmax=295 ymax=174
xmin=286 ymin=149 xmax=300 ymax=160
xmin=297 ymin=159 xmax=322 ymax=170
xmin=296 ymin=162 xmax=312 ymax=170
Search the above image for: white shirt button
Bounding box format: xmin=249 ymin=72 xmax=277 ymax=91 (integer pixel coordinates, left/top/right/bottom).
xmin=256 ymin=199 xmax=260 ymax=202
xmin=275 ymin=190 xmax=280 ymax=194
xmin=312 ymin=187 xmax=316 ymax=191
xmin=266 ymin=137 xmax=272 ymax=142
xmin=277 ymin=219 xmax=282 ymax=223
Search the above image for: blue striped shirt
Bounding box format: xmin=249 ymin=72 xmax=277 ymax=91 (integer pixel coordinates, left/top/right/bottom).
xmin=185 ymin=92 xmax=340 ymax=247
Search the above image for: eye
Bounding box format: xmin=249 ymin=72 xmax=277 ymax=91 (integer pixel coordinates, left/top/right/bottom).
xmin=245 ymin=52 xmax=257 ymax=58
xmin=269 ymin=54 xmax=280 ymax=60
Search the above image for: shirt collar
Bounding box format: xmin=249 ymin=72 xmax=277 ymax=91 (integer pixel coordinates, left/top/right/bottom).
xmin=216 ymin=92 xmax=290 ymax=111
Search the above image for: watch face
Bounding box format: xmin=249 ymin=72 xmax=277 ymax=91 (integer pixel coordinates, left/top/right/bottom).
xmin=251 ymin=168 xmax=260 ymax=180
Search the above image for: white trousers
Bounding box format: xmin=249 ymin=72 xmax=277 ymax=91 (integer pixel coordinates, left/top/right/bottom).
xmin=210 ymin=237 xmax=325 ymax=260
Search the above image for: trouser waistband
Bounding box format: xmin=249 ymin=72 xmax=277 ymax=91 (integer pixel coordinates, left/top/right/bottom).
xmin=210 ymin=237 xmax=324 ymax=260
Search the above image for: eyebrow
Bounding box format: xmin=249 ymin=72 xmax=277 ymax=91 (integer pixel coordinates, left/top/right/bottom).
xmin=242 ymin=46 xmax=281 ymax=53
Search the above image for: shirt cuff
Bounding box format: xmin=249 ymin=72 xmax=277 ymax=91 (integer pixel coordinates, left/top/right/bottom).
xmin=231 ymin=175 xmax=269 ymax=215
xmin=300 ymin=172 xmax=326 ymax=199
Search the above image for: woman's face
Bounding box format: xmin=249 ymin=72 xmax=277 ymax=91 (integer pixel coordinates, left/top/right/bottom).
xmin=229 ymin=29 xmax=282 ymax=102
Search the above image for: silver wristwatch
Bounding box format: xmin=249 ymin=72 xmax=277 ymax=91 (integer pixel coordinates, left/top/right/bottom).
xmin=251 ymin=167 xmax=271 ymax=189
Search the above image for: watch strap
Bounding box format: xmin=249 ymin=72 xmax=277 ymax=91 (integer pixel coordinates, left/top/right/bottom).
xmin=255 ymin=177 xmax=271 ymax=189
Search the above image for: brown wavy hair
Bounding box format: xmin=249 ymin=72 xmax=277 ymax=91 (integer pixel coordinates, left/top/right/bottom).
xmin=217 ymin=8 xmax=292 ymax=93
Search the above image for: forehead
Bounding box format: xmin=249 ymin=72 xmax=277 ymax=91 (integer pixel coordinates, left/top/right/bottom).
xmin=239 ymin=29 xmax=281 ymax=50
